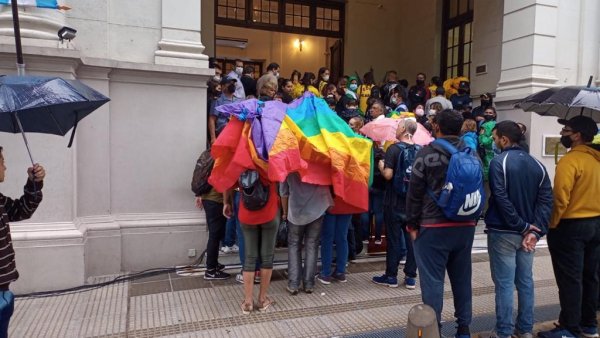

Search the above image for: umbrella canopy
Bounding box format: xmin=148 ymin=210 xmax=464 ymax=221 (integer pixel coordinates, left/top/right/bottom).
xmin=515 ymin=86 xmax=600 ymax=123
xmin=360 ymin=117 xmax=433 ymax=146
xmin=0 ymin=75 xmax=110 ymax=136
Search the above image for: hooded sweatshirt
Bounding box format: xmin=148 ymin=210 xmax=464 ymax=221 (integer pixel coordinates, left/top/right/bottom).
xmin=550 ymin=144 xmax=600 ymax=228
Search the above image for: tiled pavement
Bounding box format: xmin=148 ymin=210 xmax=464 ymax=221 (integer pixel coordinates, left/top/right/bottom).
xmin=10 ymin=239 xmax=559 ymax=338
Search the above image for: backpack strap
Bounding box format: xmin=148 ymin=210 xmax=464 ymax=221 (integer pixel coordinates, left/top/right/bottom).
xmin=431 ymin=138 xmax=459 ymax=155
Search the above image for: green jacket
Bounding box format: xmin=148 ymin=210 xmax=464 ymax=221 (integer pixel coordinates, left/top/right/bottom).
xmin=478 ymin=120 xmax=496 ymax=180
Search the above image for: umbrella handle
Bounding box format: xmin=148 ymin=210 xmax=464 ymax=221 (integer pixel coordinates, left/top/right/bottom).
xmin=13 ymin=112 xmax=35 ymax=167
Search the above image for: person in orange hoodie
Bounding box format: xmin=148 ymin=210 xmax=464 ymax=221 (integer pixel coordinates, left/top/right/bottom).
xmin=539 ymin=116 xmax=600 ymax=338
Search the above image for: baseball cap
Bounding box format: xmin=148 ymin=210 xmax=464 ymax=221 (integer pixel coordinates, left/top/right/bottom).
xmin=220 ymin=76 xmax=237 ymax=85
xmin=558 ymin=115 xmax=599 ymax=139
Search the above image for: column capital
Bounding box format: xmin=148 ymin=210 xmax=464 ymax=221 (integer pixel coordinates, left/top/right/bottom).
xmin=154 ymin=0 xmax=209 ymax=68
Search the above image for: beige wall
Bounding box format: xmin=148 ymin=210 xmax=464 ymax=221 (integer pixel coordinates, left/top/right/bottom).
xmin=470 ymin=0 xmax=504 ymax=97
xmin=216 ymin=25 xmax=331 ymax=78
xmin=344 ymin=0 xmax=442 ymax=83
xmin=201 ymin=0 xmax=215 ymax=57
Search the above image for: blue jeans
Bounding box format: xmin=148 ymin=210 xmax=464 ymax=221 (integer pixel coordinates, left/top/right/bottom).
xmin=488 ymin=232 xmax=534 ymax=336
xmin=223 ymin=213 xmax=237 ymax=247
xmin=0 ymin=290 xmax=14 ymax=338
xmin=384 ymin=208 xmax=407 ymax=278
xmin=288 ymin=217 xmax=323 ymax=289
xmin=321 ymin=213 xmax=352 ymax=276
xmin=360 ymin=189 xmax=385 ymax=241
xmin=414 ymin=226 xmax=475 ymax=329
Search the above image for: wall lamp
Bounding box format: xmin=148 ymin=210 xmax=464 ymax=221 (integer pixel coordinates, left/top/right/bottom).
xmin=58 ymin=26 xmax=77 ymax=42
xmin=294 ymin=38 xmax=304 ymax=52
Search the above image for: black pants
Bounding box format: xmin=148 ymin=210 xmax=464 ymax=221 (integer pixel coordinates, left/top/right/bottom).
xmin=547 ymin=217 xmax=600 ymax=333
xmin=202 ymin=199 xmax=227 ymax=270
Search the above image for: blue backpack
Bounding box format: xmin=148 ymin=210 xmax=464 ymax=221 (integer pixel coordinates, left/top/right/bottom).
xmin=427 ymin=139 xmax=485 ymax=221
xmin=392 ymin=143 xmax=421 ymax=197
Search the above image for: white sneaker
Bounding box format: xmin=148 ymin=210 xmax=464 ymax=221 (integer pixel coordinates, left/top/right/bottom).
xmin=235 ymin=273 xmax=244 ymax=284
xmin=221 ymin=246 xmax=232 ymax=254
xmin=374 ymin=240 xmax=382 ymax=245
xmin=230 ymin=244 xmax=240 ymax=253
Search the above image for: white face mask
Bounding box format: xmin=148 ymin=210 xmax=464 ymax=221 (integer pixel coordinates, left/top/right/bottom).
xmin=235 ymin=67 xmax=243 ymax=75
xmin=322 ymin=75 xmax=330 ymax=82
xmin=274 ymin=71 xmax=280 ymax=78
xmin=429 ymin=109 xmax=436 ymax=115
xmin=213 ymin=75 xmax=221 ymax=82
xmin=415 ymin=108 xmax=425 ymax=117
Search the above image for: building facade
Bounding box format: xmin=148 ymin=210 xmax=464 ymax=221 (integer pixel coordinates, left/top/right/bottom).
xmin=0 ymin=0 xmax=598 ymax=293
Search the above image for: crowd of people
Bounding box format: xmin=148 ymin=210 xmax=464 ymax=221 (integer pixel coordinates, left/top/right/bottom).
xmin=195 ymin=59 xmax=600 ymax=338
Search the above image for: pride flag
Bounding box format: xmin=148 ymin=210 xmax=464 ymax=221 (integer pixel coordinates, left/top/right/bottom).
xmin=0 ymin=0 xmax=64 ymax=9
xmin=209 ymin=93 xmax=373 ymax=214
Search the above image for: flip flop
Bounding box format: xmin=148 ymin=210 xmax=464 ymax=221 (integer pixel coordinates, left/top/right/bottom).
xmin=241 ymin=301 xmax=253 ymax=315
xmin=257 ymin=297 xmax=274 ymax=312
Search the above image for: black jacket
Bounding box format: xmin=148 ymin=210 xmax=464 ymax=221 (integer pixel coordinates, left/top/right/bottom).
xmin=484 ymin=147 xmax=553 ymax=238
xmin=241 ymin=76 xmax=256 ymax=97
xmin=406 ymin=136 xmax=475 ymax=228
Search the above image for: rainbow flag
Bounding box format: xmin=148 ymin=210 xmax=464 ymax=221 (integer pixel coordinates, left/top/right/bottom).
xmin=209 ymin=93 xmax=373 ymax=214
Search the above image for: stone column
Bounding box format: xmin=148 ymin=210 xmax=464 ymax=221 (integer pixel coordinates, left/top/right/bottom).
xmin=0 ymin=5 xmax=69 ymax=48
xmin=495 ymin=0 xmax=559 ymax=101
xmin=154 ymin=0 xmax=209 ymax=68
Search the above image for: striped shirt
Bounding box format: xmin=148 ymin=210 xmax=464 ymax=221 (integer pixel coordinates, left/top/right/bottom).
xmin=0 ymin=180 xmax=43 ymax=287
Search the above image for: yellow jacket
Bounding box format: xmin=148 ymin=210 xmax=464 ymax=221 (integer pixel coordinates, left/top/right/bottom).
xmin=292 ymin=84 xmax=320 ymax=98
xmin=550 ymin=144 xmax=600 ymax=228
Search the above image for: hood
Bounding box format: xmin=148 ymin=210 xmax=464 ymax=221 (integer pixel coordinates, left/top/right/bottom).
xmin=572 ymin=144 xmax=600 ymax=162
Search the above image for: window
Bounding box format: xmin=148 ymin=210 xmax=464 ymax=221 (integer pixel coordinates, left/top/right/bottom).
xmin=215 ymin=0 xmax=344 ymax=38
xmin=441 ymin=0 xmax=473 ymax=79
xmin=316 ymin=7 xmax=340 ymax=32
xmin=253 ymin=0 xmax=279 ymax=25
xmin=285 ymin=3 xmax=310 ymax=28
xmin=217 ymin=0 xmax=246 ymax=21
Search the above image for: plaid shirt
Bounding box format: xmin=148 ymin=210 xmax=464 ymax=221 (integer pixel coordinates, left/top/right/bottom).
xmin=0 ymin=180 xmax=43 ymax=287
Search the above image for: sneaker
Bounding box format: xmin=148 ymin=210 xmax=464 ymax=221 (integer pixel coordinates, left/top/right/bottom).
xmin=217 ymin=263 xmax=226 ymax=271
xmin=317 ymin=274 xmax=332 ymax=285
xmin=204 ymin=270 xmax=231 ymax=280
xmin=230 ymin=244 xmax=240 ymax=253
xmin=516 ymin=333 xmax=533 ymax=338
xmin=235 ymin=273 xmax=244 ymax=284
xmin=372 ymin=274 xmax=398 ymax=288
xmin=581 ymin=327 xmax=599 ymax=338
xmin=254 ymin=270 xmax=261 ymax=284
xmin=478 ymin=331 xmax=510 ymax=338
xmin=333 ymin=273 xmax=347 ymax=283
xmin=220 ymin=246 xmax=232 ymax=254
xmin=286 ymin=286 xmax=298 ymax=295
xmin=399 ymin=258 xmax=407 ymax=265
xmin=362 ymin=240 xmax=369 ymax=244
xmin=456 ymin=325 xmax=470 ymax=338
xmin=537 ymin=326 xmax=577 ymax=338
xmin=404 ymin=277 xmax=416 ymax=290
xmin=374 ymin=239 xmax=382 ymax=245
xmin=304 ymin=287 xmax=314 ymax=294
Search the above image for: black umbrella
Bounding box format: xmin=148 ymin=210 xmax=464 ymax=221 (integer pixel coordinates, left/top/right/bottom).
xmin=0 ymin=75 xmax=110 ymax=164
xmin=515 ymin=80 xmax=600 ymax=123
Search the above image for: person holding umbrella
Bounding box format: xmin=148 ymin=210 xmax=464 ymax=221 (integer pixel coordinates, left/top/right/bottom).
xmin=0 ymin=146 xmax=45 ymax=335
xmin=538 ymin=116 xmax=600 ymax=338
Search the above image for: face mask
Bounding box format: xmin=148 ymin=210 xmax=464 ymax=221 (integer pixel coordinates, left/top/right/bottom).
xmin=416 ymin=80 xmax=425 ymax=86
xmin=415 ymin=108 xmax=425 ymax=117
xmin=274 ymin=71 xmax=280 ymax=78
xmin=322 ymin=75 xmax=330 ymax=82
xmin=484 ymin=114 xmax=495 ymax=121
xmin=390 ymin=97 xmax=398 ymax=105
xmin=347 ymin=106 xmax=358 ymax=111
xmin=481 ymin=99 xmax=490 ymax=106
xmin=560 ymin=135 xmax=574 ymax=148
xmin=429 ymin=109 xmax=437 ymax=115
xmin=213 ymin=75 xmax=221 ymax=82
xmin=326 ymin=94 xmax=334 ymax=99
xmin=349 ymin=84 xmax=358 ymax=91
xmin=235 ymin=67 xmax=243 ymax=75
xmin=458 ymin=89 xmax=467 ymax=95
xmin=227 ymin=83 xmax=236 ymax=93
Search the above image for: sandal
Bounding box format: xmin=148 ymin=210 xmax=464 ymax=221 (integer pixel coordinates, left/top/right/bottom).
xmin=241 ymin=301 xmax=253 ymax=315
xmin=257 ymin=297 xmax=274 ymax=312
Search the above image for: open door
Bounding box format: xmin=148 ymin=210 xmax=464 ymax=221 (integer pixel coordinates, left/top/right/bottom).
xmin=329 ymin=40 xmax=344 ymax=84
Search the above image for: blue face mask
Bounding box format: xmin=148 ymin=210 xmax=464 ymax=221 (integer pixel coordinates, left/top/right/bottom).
xmin=349 ymin=83 xmax=358 ymax=91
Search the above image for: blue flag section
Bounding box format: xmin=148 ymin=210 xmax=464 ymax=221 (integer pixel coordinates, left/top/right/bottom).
xmin=0 ymin=0 xmax=59 ymax=9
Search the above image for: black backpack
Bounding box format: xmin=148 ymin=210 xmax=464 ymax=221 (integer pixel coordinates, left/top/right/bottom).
xmin=191 ymin=149 xmax=214 ymax=196
xmin=392 ymin=143 xmax=421 ymax=197
xmin=239 ymin=170 xmax=270 ymax=211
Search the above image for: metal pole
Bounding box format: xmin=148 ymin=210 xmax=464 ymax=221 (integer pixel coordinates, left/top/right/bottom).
xmin=13 ymin=112 xmax=36 ymax=167
xmin=10 ymin=0 xmax=26 ymax=75
xmin=587 ymin=75 xmax=593 ymax=88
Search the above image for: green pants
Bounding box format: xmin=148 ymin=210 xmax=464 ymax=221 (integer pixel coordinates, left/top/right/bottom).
xmin=240 ymin=215 xmax=280 ymax=272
